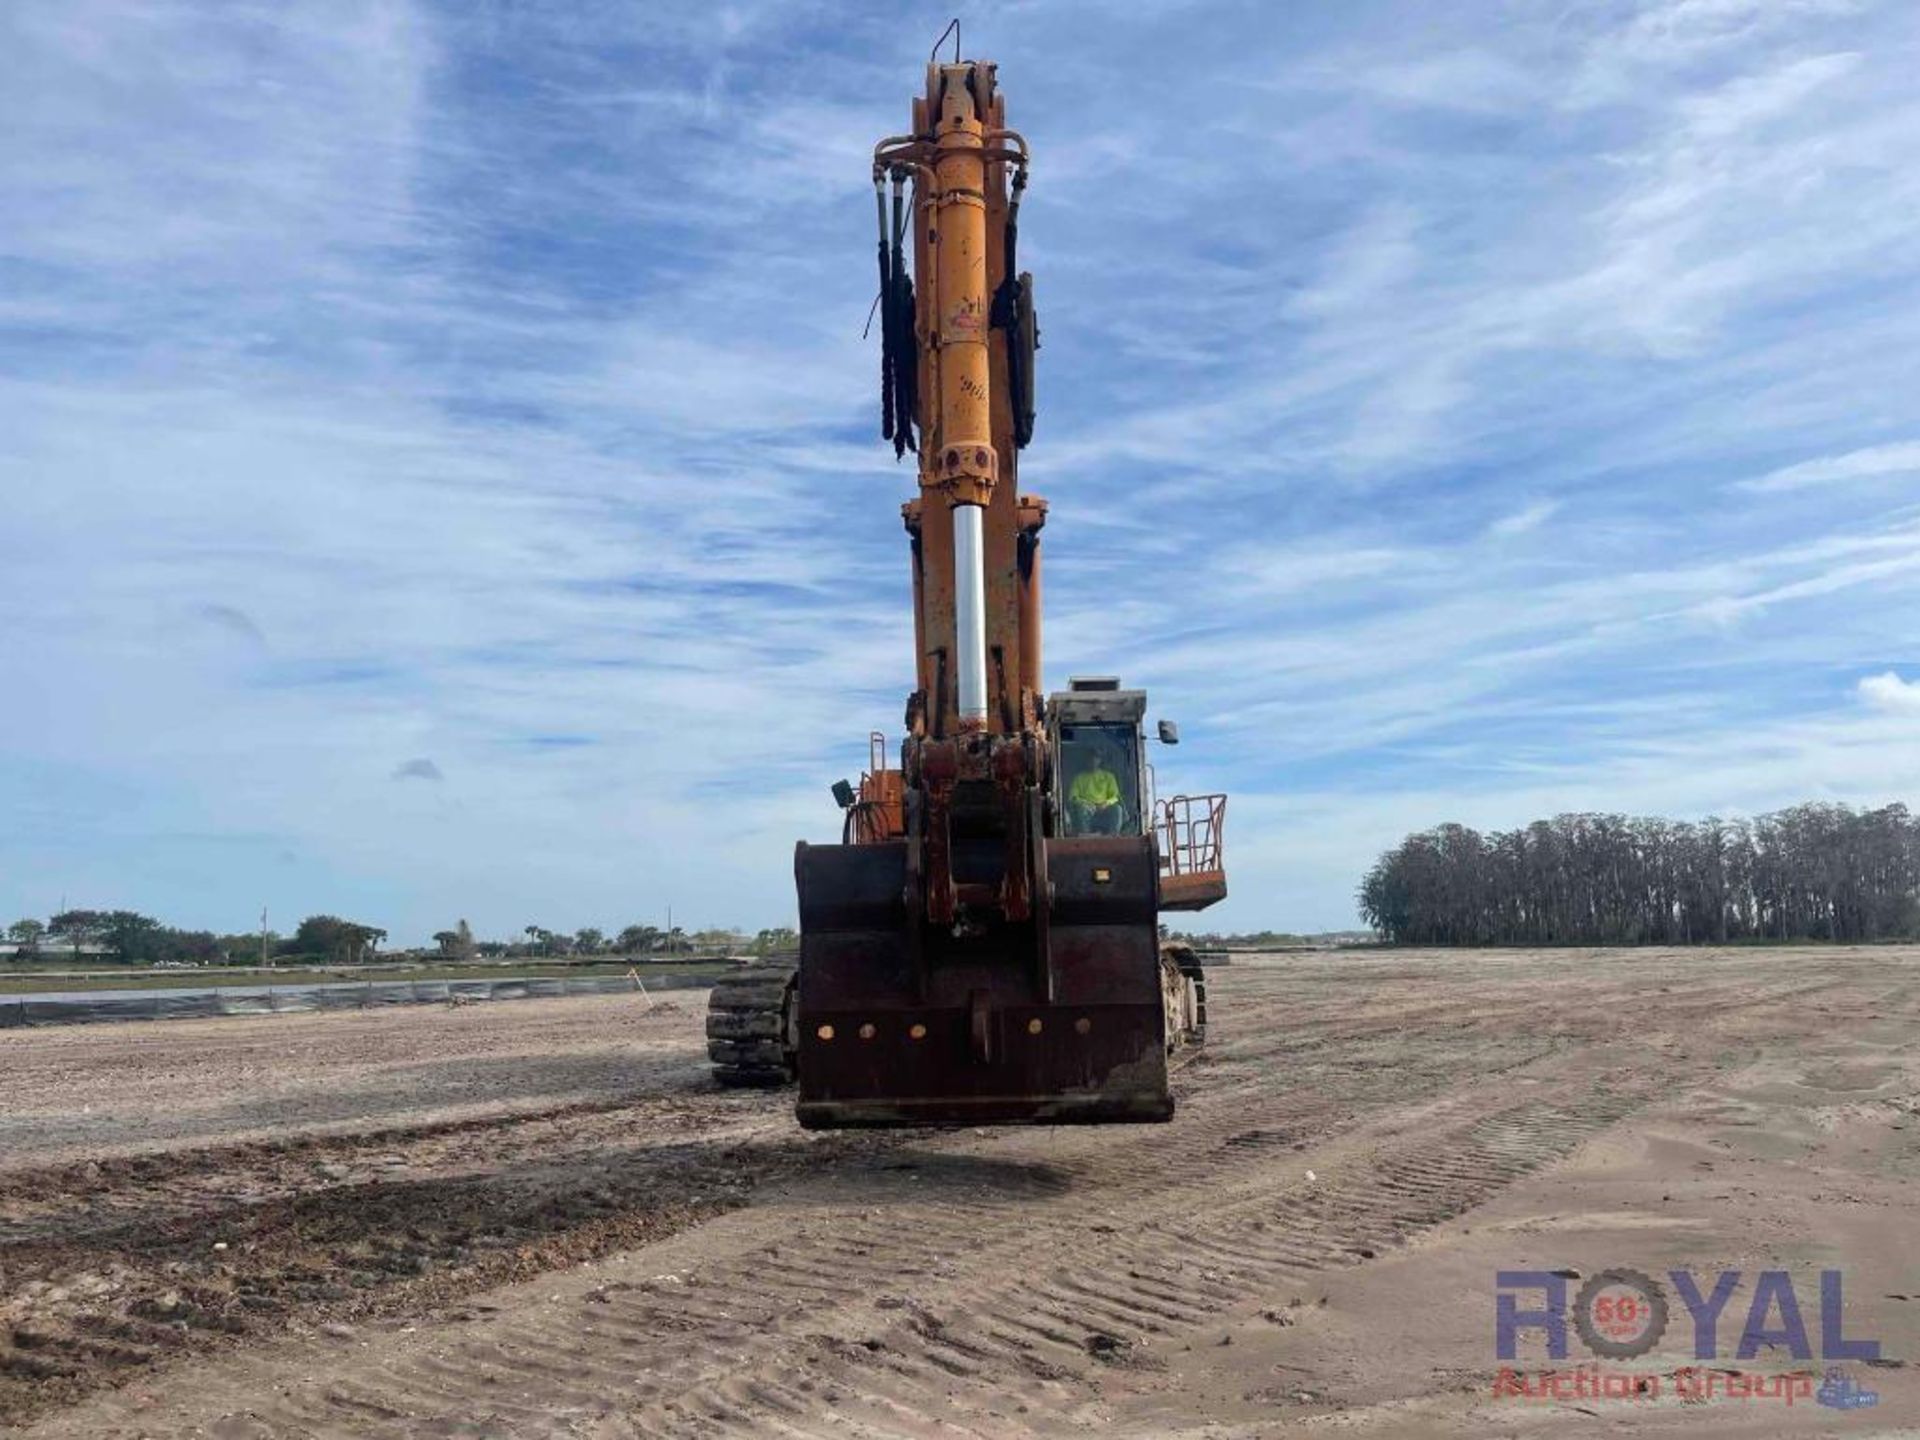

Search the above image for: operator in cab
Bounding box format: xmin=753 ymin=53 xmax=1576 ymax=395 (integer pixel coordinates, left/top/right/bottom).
xmin=1068 ymin=750 xmax=1124 ymax=835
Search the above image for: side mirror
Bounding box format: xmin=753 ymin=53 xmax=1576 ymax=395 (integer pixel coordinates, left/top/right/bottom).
xmin=830 ymin=778 xmax=856 ymax=809
xmin=1157 ymin=720 xmax=1180 ymax=745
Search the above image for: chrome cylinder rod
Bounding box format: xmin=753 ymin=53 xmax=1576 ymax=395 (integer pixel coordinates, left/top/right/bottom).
xmin=954 ymin=501 xmax=989 ymax=726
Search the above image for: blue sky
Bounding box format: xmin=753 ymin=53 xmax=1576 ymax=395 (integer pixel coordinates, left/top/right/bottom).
xmin=4 ymin=0 xmax=1918 ymax=943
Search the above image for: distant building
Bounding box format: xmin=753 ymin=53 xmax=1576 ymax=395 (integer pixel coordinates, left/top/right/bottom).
xmin=0 ymin=939 xmax=112 ymax=959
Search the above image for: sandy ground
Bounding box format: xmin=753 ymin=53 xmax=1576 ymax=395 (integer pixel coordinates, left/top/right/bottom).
xmin=2 ymin=947 xmax=1915 ymax=1438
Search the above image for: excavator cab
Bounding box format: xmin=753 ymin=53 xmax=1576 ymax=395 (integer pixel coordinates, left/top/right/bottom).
xmin=1052 ymin=677 xmax=1228 ymax=910
xmin=1053 ymin=677 xmax=1147 ymax=837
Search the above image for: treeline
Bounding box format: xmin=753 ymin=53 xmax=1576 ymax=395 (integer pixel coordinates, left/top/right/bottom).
xmin=4 ymin=911 xmax=803 ymax=967
xmin=4 ymin=911 xmax=388 ymax=966
xmin=1357 ymin=803 xmax=1920 ymax=946
xmin=1165 ymin=928 xmax=1373 ymax=948
xmin=1170 ymin=929 xmax=1310 ymax=947
xmin=505 ymin=925 xmax=795 ymax=958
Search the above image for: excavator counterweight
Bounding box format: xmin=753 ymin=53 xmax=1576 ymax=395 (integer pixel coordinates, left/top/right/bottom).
xmin=707 ymin=52 xmax=1227 ymax=1126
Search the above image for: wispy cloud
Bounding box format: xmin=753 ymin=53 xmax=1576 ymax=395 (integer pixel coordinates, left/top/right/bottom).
xmin=1487 ymin=500 xmax=1560 ymax=539
xmin=1740 ymin=440 xmax=1920 ymax=492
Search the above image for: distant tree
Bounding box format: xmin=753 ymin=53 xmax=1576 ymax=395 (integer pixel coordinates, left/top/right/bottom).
xmin=100 ymin=910 xmax=165 ymax=964
xmin=215 ymin=932 xmax=271 ymax=965
xmin=750 ymin=926 xmax=798 ymax=955
xmin=7 ymin=918 xmax=46 ymax=952
xmin=521 ymin=925 xmax=570 ymax=957
xmin=292 ymin=914 xmax=387 ymax=964
xmin=616 ymin=924 xmax=661 ymax=955
xmin=575 ymin=927 xmax=605 ymax=956
xmin=48 ymin=909 xmax=110 ymax=953
xmin=44 ymin=910 xmax=160 ymax=964
xmin=434 ymin=921 xmax=477 ymax=960
xmin=37 ymin=910 xmax=225 ymax=967
xmin=314 ymin=923 xmax=347 ymax=963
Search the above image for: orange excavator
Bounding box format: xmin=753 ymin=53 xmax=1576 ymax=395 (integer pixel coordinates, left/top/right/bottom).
xmin=707 ymin=49 xmax=1227 ymax=1126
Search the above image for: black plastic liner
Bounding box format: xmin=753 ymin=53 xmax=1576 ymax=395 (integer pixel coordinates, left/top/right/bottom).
xmin=0 ymin=972 xmax=716 ymax=1029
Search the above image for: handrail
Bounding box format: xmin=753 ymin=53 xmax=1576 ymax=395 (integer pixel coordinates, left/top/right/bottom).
xmin=1158 ymin=793 xmax=1227 ymax=878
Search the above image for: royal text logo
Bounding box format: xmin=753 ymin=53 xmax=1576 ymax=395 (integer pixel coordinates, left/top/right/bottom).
xmin=1495 ymin=1268 xmax=1879 ymax=1363
xmin=1491 ymin=1268 xmax=1882 ymax=1411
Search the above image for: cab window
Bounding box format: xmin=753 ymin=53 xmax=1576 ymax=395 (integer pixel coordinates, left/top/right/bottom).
xmin=1057 ymin=723 xmax=1142 ymax=836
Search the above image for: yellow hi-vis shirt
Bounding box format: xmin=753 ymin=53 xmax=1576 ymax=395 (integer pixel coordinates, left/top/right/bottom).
xmin=1070 ymin=766 xmax=1121 ymax=808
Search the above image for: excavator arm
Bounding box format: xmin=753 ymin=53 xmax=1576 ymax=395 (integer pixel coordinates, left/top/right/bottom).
xmin=710 ymin=51 xmax=1226 ymax=1126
